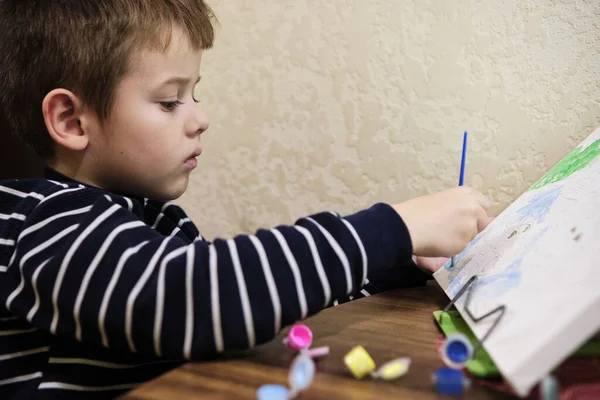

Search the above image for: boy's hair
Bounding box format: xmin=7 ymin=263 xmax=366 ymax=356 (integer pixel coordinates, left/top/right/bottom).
xmin=0 ymin=0 xmax=216 ymax=160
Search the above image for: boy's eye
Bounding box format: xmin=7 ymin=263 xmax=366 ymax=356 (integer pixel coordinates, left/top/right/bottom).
xmin=160 ymin=100 xmax=183 ymax=111
xmin=193 ymin=81 xmax=201 ymax=103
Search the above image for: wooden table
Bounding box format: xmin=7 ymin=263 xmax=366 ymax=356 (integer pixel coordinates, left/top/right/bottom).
xmin=122 ymin=281 xmax=515 ymax=399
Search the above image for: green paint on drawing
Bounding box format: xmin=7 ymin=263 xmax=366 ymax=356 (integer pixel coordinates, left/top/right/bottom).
xmin=529 ymin=139 xmax=600 ymax=191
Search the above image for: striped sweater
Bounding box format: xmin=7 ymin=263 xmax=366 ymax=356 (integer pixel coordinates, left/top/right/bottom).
xmin=0 ymin=167 xmax=428 ymax=399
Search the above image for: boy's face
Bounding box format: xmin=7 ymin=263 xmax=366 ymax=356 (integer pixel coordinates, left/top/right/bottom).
xmin=83 ymin=27 xmax=209 ymax=201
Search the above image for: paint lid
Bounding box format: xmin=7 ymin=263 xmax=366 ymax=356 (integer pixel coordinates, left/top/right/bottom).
xmin=256 ymin=384 xmax=290 ymax=400
xmin=283 ymin=324 xmax=313 ymax=352
xmin=441 ymin=333 xmax=473 ymax=369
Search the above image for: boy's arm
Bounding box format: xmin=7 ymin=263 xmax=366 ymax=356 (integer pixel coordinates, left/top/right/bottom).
xmin=366 ymin=258 xmax=431 ymax=292
xmin=331 ymin=257 xmax=431 ymax=305
xmin=3 ymin=194 xmax=413 ymax=359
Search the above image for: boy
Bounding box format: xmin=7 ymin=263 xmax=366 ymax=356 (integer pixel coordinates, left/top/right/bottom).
xmin=0 ymin=1 xmax=492 ymax=398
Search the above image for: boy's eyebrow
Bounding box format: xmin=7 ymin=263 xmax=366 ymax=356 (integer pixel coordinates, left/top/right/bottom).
xmin=158 ymin=75 xmax=202 ymax=87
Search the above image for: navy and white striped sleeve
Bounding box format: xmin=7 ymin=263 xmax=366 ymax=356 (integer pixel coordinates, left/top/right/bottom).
xmin=3 ymin=193 xmax=414 ymax=359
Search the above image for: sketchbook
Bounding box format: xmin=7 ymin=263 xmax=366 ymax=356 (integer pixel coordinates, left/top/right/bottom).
xmin=434 ymin=125 xmax=600 ymax=397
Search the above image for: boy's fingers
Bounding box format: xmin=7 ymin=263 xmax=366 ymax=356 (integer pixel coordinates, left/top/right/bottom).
xmin=476 ymin=192 xmax=491 ymax=210
xmin=477 ymin=214 xmax=494 ymax=232
xmin=462 ymin=187 xmax=490 ymax=210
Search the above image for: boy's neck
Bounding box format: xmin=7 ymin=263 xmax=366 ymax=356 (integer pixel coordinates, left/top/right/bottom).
xmin=49 ymin=159 xmax=103 ymax=190
xmin=44 ymin=164 xmax=148 ymax=204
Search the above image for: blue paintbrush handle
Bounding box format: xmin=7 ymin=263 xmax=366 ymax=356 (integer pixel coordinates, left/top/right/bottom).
xmin=459 ymin=131 xmax=468 ymax=186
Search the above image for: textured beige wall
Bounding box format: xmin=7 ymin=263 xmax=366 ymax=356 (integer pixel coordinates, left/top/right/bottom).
xmin=179 ymin=0 xmax=600 ymax=240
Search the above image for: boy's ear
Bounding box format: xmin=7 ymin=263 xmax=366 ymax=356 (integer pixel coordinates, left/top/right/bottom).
xmin=42 ymin=89 xmax=89 ymax=152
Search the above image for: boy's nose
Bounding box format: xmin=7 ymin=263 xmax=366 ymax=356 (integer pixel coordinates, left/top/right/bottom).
xmin=197 ymin=109 xmax=210 ymax=135
xmin=187 ymin=107 xmax=210 ymax=137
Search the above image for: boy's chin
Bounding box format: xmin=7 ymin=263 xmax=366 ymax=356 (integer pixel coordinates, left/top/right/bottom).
xmin=159 ymin=178 xmax=190 ymax=201
xmin=137 ymin=177 xmax=189 ymax=202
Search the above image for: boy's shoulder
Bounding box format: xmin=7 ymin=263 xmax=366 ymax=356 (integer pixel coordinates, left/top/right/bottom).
xmin=0 ymin=176 xmax=196 ymax=241
xmin=0 ymin=176 xmax=81 ymax=205
xmin=0 ymin=176 xmax=141 ymax=220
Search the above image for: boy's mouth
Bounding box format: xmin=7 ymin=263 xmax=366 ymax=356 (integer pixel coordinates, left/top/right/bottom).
xmin=184 ymin=157 xmax=198 ymax=169
xmin=185 ymin=148 xmax=202 ymax=169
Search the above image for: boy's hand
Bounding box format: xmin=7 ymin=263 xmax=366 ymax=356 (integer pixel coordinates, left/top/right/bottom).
xmin=393 ymin=186 xmax=493 ymax=257
xmin=414 ymin=256 xmax=449 ymax=273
